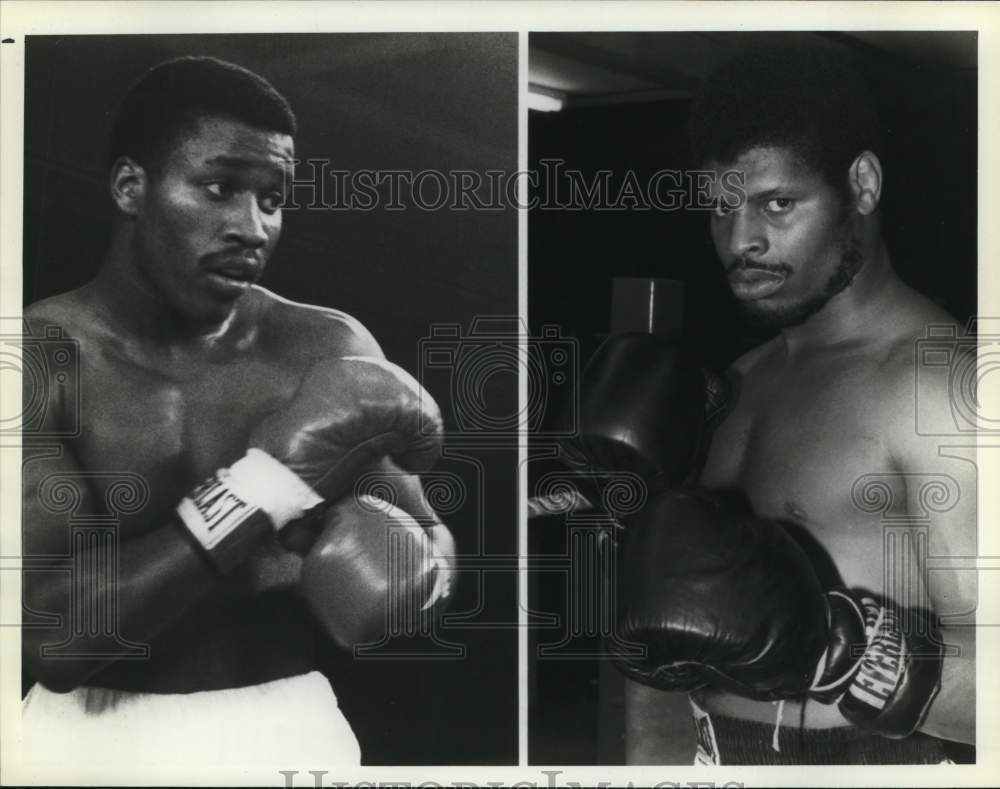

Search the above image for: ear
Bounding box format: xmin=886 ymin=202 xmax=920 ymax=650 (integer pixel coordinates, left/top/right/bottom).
xmin=848 ymin=150 xmax=882 ymax=216
xmin=109 ymin=157 xmax=147 ymax=217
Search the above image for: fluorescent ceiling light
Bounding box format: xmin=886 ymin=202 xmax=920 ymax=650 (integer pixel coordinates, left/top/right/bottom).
xmin=528 ymin=84 xmax=565 ymax=112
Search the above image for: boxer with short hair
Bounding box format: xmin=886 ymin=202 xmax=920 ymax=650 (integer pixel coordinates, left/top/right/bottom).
xmin=616 ymin=43 xmax=976 ymax=765
xmin=20 ymin=56 xmax=454 ymax=773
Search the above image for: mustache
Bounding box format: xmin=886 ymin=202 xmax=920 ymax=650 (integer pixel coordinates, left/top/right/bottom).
xmin=202 ymin=250 xmax=266 ymax=275
xmin=204 ymin=247 xmax=263 ymax=264
xmin=726 ymin=258 xmax=792 ymax=276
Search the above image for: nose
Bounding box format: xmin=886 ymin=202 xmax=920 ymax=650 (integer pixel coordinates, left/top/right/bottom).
xmin=224 ymin=194 xmax=270 ymax=249
xmin=719 ymin=209 xmax=768 ymax=261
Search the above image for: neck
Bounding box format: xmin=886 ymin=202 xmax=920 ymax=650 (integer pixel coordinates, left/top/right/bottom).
xmin=90 ymin=226 xmax=246 ymax=347
xmin=779 ymin=238 xmax=901 ymax=357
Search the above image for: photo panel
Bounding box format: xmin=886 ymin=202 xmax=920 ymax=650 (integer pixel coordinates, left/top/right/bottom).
xmin=15 ymin=31 xmax=518 ymax=779
xmin=527 ymin=30 xmax=978 ymax=767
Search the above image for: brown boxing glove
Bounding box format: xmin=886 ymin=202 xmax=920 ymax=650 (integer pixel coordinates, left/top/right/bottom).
xmin=297 ymin=495 xmax=455 ymax=649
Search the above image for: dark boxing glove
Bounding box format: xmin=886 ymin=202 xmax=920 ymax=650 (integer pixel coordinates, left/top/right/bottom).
xmin=614 ymin=488 xmax=830 ymax=695
xmin=558 ymin=333 xmax=708 ymax=490
xmin=614 ymin=488 xmax=943 ymax=738
xmin=176 ymin=356 xmax=443 ymax=573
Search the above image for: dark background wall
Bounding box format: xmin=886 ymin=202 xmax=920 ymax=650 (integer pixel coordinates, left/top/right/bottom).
xmin=24 ymin=33 xmax=518 ymax=765
xmin=528 ymin=31 xmax=977 ymax=764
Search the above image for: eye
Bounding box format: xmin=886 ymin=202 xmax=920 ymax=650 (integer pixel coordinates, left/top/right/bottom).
xmin=764 ymin=197 xmax=793 ymax=214
xmin=204 ymin=181 xmax=233 ymax=200
xmin=258 ymin=192 xmax=284 ymax=214
xmin=712 ymin=197 xmax=734 ymax=218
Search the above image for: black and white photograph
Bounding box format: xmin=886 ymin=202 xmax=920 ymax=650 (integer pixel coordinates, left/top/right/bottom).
xmin=527 ymin=30 xmax=979 ymax=767
xmin=2 ymin=3 xmax=999 ymax=788
xmin=12 ymin=31 xmax=518 ymax=780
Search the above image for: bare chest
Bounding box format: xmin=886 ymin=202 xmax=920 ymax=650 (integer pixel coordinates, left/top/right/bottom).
xmin=701 ymin=360 xmax=899 ymax=587
xmin=71 ymin=344 xmax=300 ymax=530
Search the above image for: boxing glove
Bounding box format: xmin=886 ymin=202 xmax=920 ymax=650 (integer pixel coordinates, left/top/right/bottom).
xmin=836 ymin=595 xmax=944 ymax=738
xmin=298 ymin=495 xmax=454 ymax=648
xmin=175 ymin=356 xmax=443 ymax=573
xmin=250 ymin=356 xmax=443 ymax=495
xmin=559 ymin=334 xmax=707 ymax=488
xmin=614 ymin=488 xmax=943 ymax=738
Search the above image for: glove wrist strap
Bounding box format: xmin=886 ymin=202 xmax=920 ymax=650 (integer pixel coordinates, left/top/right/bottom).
xmin=176 ymin=449 xmax=323 ymax=573
xmin=228 ymin=448 xmax=323 ymax=529
xmin=837 ymin=596 xmax=944 ymax=738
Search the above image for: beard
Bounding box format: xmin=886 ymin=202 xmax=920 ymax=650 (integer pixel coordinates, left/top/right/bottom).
xmin=737 ymin=230 xmax=866 ymax=331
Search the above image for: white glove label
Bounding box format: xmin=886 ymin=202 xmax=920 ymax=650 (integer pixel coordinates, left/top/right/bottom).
xmin=847 ymin=600 xmax=905 ymax=711
xmin=177 ymin=474 xmax=259 ymax=550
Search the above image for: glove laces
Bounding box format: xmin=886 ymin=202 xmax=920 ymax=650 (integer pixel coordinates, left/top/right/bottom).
xmin=771 ymin=699 xmax=785 ymax=752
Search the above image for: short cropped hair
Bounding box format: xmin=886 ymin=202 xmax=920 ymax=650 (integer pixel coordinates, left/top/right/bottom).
xmin=688 ymin=42 xmax=882 ymax=197
xmin=109 ymin=56 xmax=297 ymax=173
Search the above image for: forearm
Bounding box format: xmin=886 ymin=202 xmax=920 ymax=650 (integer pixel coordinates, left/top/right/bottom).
xmin=23 ymin=516 xmax=219 ymax=691
xmin=918 ymin=626 xmax=975 ymax=744
xmin=624 ymin=678 xmax=696 ymax=765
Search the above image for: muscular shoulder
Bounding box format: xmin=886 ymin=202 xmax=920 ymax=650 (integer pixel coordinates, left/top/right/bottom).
xmin=870 ymin=293 xmax=966 ymax=461
xmin=21 ymin=291 xmax=98 ymax=435
xmin=23 ymin=288 xmax=96 ymax=339
xmin=252 ymin=286 xmax=383 ymax=362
